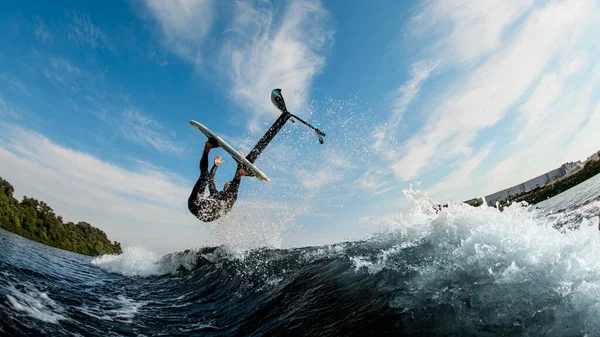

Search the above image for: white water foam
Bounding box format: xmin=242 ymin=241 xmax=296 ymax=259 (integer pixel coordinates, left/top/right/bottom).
xmin=357 ymin=187 xmax=600 ymax=275
xmin=6 ymin=284 xmax=66 ymax=324
xmin=351 ymin=186 xmax=600 ymax=331
xmin=300 ymin=243 xmax=349 ymax=262
xmin=91 ymin=246 xmax=163 ymax=277
xmin=350 ymin=241 xmax=417 ymax=274
xmin=75 ymin=294 xmax=147 ymax=325
xmin=104 ymin=295 xmax=146 ymax=323
xmin=91 ymin=245 xmax=207 ymax=277
xmin=208 ymin=200 xmax=304 ymax=253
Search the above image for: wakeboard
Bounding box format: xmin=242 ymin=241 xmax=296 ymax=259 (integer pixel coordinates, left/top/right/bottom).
xmin=189 ymin=120 xmax=270 ymax=182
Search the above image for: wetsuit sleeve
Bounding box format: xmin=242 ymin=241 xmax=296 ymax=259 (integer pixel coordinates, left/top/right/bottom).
xmin=215 ymin=179 xmax=240 ymax=203
xmin=208 ymin=164 xmax=219 ymax=196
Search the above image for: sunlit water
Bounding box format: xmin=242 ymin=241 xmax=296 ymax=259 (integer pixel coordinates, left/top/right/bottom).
xmin=1 ymin=175 xmax=600 ymax=336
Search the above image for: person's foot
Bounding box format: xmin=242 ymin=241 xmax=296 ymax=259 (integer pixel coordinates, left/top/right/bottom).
xmin=235 ymin=151 xmax=251 ymax=176
xmin=204 ymin=138 xmax=220 ymax=152
xmin=237 ymin=167 xmax=250 ymax=177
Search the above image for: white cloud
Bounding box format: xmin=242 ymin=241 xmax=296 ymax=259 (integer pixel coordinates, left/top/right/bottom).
xmin=412 ymin=0 xmax=534 ymax=64
xmin=33 ymin=17 xmax=53 ymax=43
xmin=30 ymin=54 xmax=186 ymax=156
xmin=563 ymin=103 xmax=600 ymax=160
xmin=371 ymin=59 xmax=438 ymax=158
xmin=356 ymin=167 xmax=391 ymax=194
xmin=46 ymin=56 xmax=82 ymax=77
xmin=0 ymin=73 xmax=32 ymax=97
xmin=143 ymin=0 xmax=214 ymax=64
xmin=389 ymin=59 xmax=438 ymax=127
xmin=516 ymin=55 xmax=587 ymax=141
xmin=0 ymin=97 xmax=23 ymax=119
xmin=428 ymin=143 xmax=493 ymax=202
xmin=140 ymin=0 xmax=333 ymax=133
xmin=42 ymin=56 xmax=85 ymax=93
xmin=393 ymin=0 xmax=596 ymax=182
xmin=374 ymin=0 xmax=537 ymax=186
xmin=294 ymin=156 xmax=345 ymax=190
xmin=117 ymin=109 xmax=186 ymax=155
xmin=30 ymin=54 xmax=183 ymax=156
xmin=220 ymin=0 xmax=333 ymax=133
xmin=0 ymin=123 xmax=209 ymax=253
xmin=482 ymin=74 xmax=598 ymax=195
xmin=68 ymin=12 xmax=112 ymax=50
xmin=428 ymin=51 xmax=600 ymax=201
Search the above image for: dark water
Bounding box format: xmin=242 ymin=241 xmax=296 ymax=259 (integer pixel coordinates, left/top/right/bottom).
xmin=2 ymin=178 xmax=600 ymax=336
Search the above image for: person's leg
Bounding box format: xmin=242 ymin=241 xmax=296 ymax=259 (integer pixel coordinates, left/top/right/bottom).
xmin=222 ymin=164 xmax=248 ymax=196
xmin=230 ymin=152 xmax=249 ymax=186
xmin=245 ymin=112 xmax=291 ymax=163
xmin=188 ymin=140 xmax=216 ymax=215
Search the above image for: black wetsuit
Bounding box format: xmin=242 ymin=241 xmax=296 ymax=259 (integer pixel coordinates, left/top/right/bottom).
xmin=188 ymin=104 xmax=293 ymax=222
xmin=187 ymin=149 xmax=241 ymax=222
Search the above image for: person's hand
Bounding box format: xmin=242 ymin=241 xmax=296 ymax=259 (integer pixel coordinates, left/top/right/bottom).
xmin=214 ymin=155 xmax=224 ymax=166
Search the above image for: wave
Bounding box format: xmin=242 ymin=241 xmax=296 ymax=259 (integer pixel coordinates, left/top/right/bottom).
xmin=94 ymin=189 xmax=600 ymax=278
xmin=84 ymin=188 xmax=600 ymax=335
xmin=5 ymin=284 xmax=67 ymax=324
xmin=90 ymin=246 xmax=207 ymax=277
xmin=91 ymin=246 xmax=164 ymax=277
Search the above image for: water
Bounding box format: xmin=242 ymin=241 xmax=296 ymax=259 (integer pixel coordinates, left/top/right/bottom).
xmin=536 ymin=173 xmax=600 ymax=211
xmin=1 ymin=176 xmax=600 ymax=336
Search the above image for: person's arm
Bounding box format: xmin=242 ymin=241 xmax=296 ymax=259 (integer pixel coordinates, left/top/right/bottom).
xmin=208 ymin=165 xmax=218 ymax=195
xmin=209 ymin=155 xmax=224 ymax=196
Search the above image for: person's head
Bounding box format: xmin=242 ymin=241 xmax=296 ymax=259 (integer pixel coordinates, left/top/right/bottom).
xmin=224 ymin=181 xmax=231 ymax=190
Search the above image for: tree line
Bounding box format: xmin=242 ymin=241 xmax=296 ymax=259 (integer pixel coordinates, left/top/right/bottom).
xmin=0 ymin=177 xmax=122 ymax=256
xmin=510 ymin=156 xmax=600 ymax=206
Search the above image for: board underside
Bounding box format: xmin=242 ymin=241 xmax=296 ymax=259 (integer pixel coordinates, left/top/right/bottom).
xmin=189 ymin=120 xmax=270 ymax=182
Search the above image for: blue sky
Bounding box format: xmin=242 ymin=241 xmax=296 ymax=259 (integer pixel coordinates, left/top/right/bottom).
xmin=1 ymin=0 xmax=600 ymax=253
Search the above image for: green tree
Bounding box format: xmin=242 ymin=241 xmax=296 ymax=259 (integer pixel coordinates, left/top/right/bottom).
xmin=0 ymin=177 xmax=122 ymax=256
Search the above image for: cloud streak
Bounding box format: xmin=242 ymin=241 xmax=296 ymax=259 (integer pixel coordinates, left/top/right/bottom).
xmin=68 ymin=12 xmax=112 ymax=50
xmin=428 ymin=143 xmax=493 ymax=202
xmin=389 ymin=59 xmax=438 ymax=127
xmin=0 ymin=73 xmax=32 ymax=97
xmin=351 ymin=0 xmax=600 ymax=207
xmin=411 ymin=0 xmax=534 ymax=64
xmin=42 ymin=56 xmax=85 ymax=93
xmin=139 ymin=0 xmax=333 ymax=134
xmin=117 ymin=109 xmax=186 ymax=155
xmin=220 ymin=0 xmax=333 ymax=133
xmin=143 ymin=0 xmax=215 ymax=65
xmin=33 ymin=17 xmax=53 ymax=43
xmin=0 ymin=98 xmax=23 ymax=119
xmin=394 ymin=0 xmax=596 ymax=182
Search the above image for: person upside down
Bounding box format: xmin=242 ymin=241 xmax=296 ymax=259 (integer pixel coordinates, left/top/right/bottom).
xmin=187 ymin=139 xmax=249 ymax=222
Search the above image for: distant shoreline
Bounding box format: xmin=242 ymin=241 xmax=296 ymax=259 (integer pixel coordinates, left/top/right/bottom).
xmin=0 ymin=177 xmax=122 ymax=256
xmin=507 ymin=158 xmax=600 ymax=207
xmin=464 ymin=157 xmax=600 ymax=209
